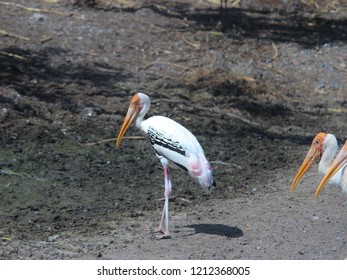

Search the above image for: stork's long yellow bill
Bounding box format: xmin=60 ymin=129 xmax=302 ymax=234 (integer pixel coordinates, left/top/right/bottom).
xmin=315 ymin=140 xmax=347 ymax=198
xmin=290 ymin=146 xmax=318 ymax=192
xmin=116 ymin=95 xmax=141 ymax=148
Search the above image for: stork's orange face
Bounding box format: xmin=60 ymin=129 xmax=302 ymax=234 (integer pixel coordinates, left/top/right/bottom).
xmin=290 ymin=133 xmax=327 ymax=192
xmin=116 ymin=94 xmax=142 ymax=148
xmin=315 ymin=140 xmax=347 ymax=198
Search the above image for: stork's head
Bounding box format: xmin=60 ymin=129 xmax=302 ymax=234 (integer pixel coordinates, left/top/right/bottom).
xmin=290 ymin=132 xmax=327 ymax=192
xmin=315 ymin=140 xmax=347 ymax=198
xmin=116 ymin=93 xmax=151 ymax=148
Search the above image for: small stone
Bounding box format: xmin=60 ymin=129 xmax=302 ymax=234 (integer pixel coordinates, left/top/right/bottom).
xmin=80 ymin=107 xmax=97 ymax=118
xmin=48 ymin=234 xmax=60 ymax=242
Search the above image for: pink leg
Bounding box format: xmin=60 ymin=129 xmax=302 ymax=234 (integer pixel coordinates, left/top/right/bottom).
xmin=154 ymin=158 xmax=172 ymax=239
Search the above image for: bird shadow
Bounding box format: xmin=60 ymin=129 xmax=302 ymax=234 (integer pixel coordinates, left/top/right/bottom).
xmin=182 ymin=223 xmax=243 ymax=238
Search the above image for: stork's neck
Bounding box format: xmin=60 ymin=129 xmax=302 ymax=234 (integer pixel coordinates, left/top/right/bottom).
xmin=135 ymin=112 xmax=146 ymax=129
xmin=135 ymin=94 xmax=151 ymax=131
xmin=319 ymin=134 xmax=338 ymax=174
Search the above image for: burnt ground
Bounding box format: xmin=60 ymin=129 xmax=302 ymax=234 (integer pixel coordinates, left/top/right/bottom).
xmin=0 ymin=0 xmax=346 ymax=259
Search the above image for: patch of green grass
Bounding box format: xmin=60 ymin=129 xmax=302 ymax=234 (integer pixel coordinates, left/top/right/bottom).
xmin=0 ymin=168 xmax=31 ymax=178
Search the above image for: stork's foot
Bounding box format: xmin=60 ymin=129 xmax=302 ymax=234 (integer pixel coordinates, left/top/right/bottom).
xmin=153 ymin=227 xmax=171 ymax=239
xmin=155 ymin=232 xmax=171 ymax=239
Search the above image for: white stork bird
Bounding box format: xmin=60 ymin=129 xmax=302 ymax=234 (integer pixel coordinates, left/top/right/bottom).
xmin=116 ymin=93 xmax=216 ymax=238
xmin=290 ymin=133 xmax=341 ymax=193
xmin=315 ymin=139 xmax=347 ymax=198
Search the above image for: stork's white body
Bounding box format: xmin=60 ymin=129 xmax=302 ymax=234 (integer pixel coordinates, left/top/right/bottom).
xmin=140 ymin=116 xmax=214 ymax=192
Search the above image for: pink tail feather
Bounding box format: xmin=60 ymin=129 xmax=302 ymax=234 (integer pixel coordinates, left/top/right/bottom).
xmin=187 ymin=153 xmax=215 ymax=193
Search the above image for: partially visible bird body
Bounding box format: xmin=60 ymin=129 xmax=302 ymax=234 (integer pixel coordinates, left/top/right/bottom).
xmin=341 ymin=168 xmax=347 ymax=195
xmin=316 ymin=133 xmax=342 ymax=186
xmin=315 ymin=139 xmax=347 ymax=198
xmin=116 ymin=93 xmax=215 ymax=238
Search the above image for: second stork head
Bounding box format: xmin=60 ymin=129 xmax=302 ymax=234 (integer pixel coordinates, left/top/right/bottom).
xmin=290 ymin=133 xmax=338 ymax=192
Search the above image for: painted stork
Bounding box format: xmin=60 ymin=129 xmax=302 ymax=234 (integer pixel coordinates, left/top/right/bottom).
xmin=290 ymin=133 xmax=340 ymax=192
xmin=116 ymin=93 xmax=216 ymax=238
xmin=315 ymin=139 xmax=347 ymax=198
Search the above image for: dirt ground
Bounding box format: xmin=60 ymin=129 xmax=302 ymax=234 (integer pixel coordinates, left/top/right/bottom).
xmin=0 ymin=0 xmax=346 ymax=260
